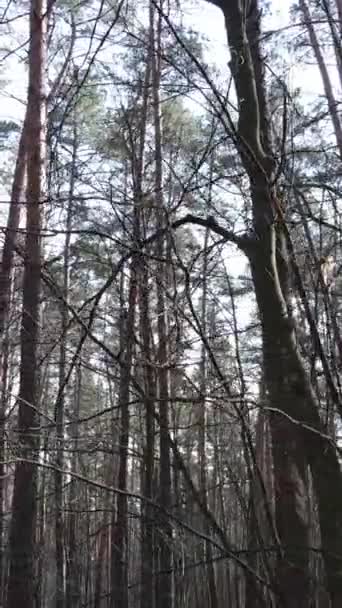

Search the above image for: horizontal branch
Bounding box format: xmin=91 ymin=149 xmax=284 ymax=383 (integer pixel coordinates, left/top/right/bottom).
xmin=171 ymin=213 xmax=250 ymax=249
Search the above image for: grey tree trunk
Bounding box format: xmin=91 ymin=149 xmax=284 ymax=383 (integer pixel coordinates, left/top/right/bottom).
xmin=0 ymin=116 xmax=28 ymax=598
xmin=110 ymin=263 xmax=137 ymax=608
xmin=55 ymin=105 xmax=78 ymax=608
xmin=66 ymin=362 xmax=81 ymax=608
xmin=0 ymin=113 xmax=27 ymax=339
xmin=135 ymin=52 xmax=156 ymax=608
xmin=150 ymin=4 xmax=173 ymax=605
xmin=299 ymin=0 xmax=342 ymax=157
xmin=198 ymin=227 xmax=219 ymax=608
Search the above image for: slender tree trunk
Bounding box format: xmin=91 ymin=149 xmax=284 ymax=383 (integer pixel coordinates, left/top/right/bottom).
xmin=136 ymin=56 xmax=156 ymax=608
xmin=335 ymin=0 xmax=342 ymax=20
xmin=6 ymin=1 xmax=47 ymax=606
xmin=0 ymin=114 xmax=27 ymax=339
xmin=335 ymin=0 xmax=342 ymax=62
xmin=94 ymin=445 xmax=115 ymax=608
xmin=0 ymin=331 xmax=9 ymax=603
xmin=0 ymin=116 xmax=27 ymax=597
xmin=150 ymin=4 xmax=173 ymax=606
xmin=55 ymin=103 xmax=78 ymax=608
xmin=198 ymin=227 xmax=218 ymax=608
xmin=66 ymin=363 xmax=81 ymax=608
xmin=94 ymin=521 xmax=108 ymax=608
xmin=110 ymin=262 xmax=137 ymax=608
xmin=35 ymin=350 xmax=54 ymax=608
xmin=320 ymin=0 xmax=342 ymax=89
xmin=299 ymin=0 xmax=342 ymax=157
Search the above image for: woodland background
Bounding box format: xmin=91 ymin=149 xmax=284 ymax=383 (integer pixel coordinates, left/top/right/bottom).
xmin=0 ymin=0 xmax=342 ymax=606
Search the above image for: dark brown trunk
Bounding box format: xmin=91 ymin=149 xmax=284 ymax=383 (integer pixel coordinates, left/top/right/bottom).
xmin=6 ymin=1 xmax=47 ymax=606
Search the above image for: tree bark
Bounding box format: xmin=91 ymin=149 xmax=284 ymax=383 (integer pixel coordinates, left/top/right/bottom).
xmin=0 ymin=117 xmax=27 ymax=596
xmin=299 ymin=0 xmax=342 ymax=158
xmin=150 ymin=3 xmax=173 ymax=606
xmin=0 ymin=331 xmax=9 ymax=604
xmin=110 ymin=266 xmax=137 ymax=608
xmin=198 ymin=227 xmax=219 ymax=608
xmin=321 ymin=0 xmax=342 ymax=89
xmin=66 ymin=362 xmax=81 ymax=608
xmin=139 ymin=259 xmax=156 ymax=608
xmin=207 ymin=0 xmax=342 ymax=604
xmin=6 ymin=0 xmax=47 ymax=606
xmin=0 ymin=113 xmax=27 ymax=339
xmin=135 ymin=50 xmax=156 ymax=608
xmin=55 ymin=104 xmax=78 ymax=608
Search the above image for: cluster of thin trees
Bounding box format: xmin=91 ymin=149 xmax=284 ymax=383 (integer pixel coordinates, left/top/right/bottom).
xmin=0 ymin=0 xmax=342 ymax=606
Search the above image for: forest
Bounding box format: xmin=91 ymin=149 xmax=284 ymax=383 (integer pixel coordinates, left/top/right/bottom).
xmin=0 ymin=0 xmax=342 ymax=606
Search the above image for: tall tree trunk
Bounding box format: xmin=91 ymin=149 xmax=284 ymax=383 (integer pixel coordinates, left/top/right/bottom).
xmin=245 ymin=403 xmax=275 ymax=608
xmin=198 ymin=227 xmax=218 ymax=608
xmin=0 ymin=116 xmax=27 ymax=596
xmin=6 ymin=0 xmax=47 ymax=606
xmin=66 ymin=362 xmax=81 ymax=608
xmin=299 ymin=0 xmax=342 ymax=157
xmin=320 ymin=0 xmax=342 ymax=90
xmin=150 ymin=3 xmax=173 ymax=606
xmin=0 ymin=331 xmax=9 ymax=604
xmin=110 ymin=263 xmax=137 ymax=608
xmin=136 ymin=52 xmax=155 ymax=608
xmin=94 ymin=520 xmax=108 ymax=608
xmin=208 ymin=0 xmax=342 ymax=604
xmin=139 ymin=279 xmax=156 ymax=608
xmin=55 ymin=108 xmax=78 ymax=608
xmin=335 ymin=0 xmax=342 ymax=52
xmin=0 ymin=114 xmax=27 ymax=339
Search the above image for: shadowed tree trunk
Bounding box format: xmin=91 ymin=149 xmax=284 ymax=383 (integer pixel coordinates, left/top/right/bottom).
xmin=0 ymin=112 xmax=28 ymax=607
xmin=150 ymin=3 xmax=173 ymax=606
xmin=207 ymin=0 xmax=342 ymax=605
xmin=246 ymin=404 xmax=276 ymax=608
xmin=6 ymin=0 xmax=47 ymax=606
xmin=110 ymin=262 xmax=137 ymax=608
xmin=198 ymin=226 xmax=218 ymax=608
xmin=0 ymin=113 xmax=28 ymax=340
xmin=55 ymin=103 xmax=78 ymax=608
xmin=135 ymin=46 xmax=156 ymax=608
xmin=324 ymin=0 xmax=342 ymax=89
xmin=66 ymin=362 xmax=81 ymax=608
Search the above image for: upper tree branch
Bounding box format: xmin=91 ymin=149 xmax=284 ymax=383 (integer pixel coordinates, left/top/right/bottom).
xmin=206 ymin=0 xmax=273 ymax=175
xmin=171 ymin=214 xmax=251 ymax=250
